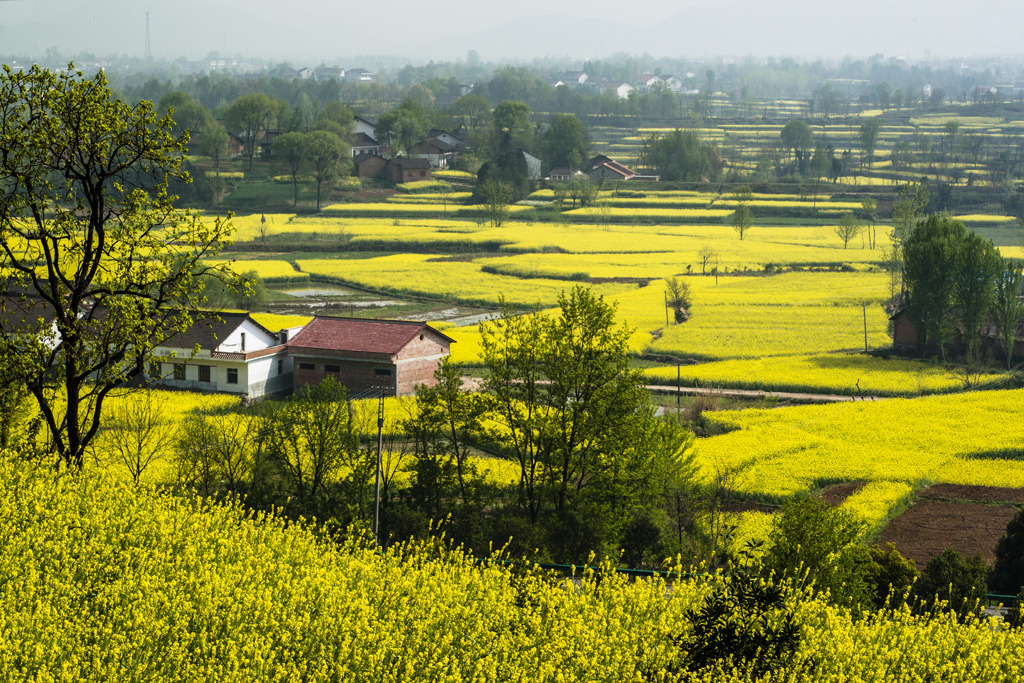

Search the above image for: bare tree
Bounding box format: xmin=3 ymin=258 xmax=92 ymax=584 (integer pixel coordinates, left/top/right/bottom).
xmin=105 ymin=392 xmax=175 ymax=485
xmin=699 ymin=245 xmax=719 ymax=275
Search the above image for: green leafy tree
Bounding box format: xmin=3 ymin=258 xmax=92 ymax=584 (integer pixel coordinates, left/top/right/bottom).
xmin=303 ymin=130 xmax=349 ymax=211
xmin=552 ymin=178 xmax=598 ymax=209
xmin=780 ymin=120 xmax=813 ymax=167
xmin=902 ymin=214 xmax=967 ymax=356
xmin=886 ymin=183 xmax=931 ymax=296
xmin=159 ymin=91 xmax=227 ymax=166
xmin=952 ymin=232 xmax=1002 ymax=359
xmin=665 ymin=276 xmax=692 ymax=322
xmin=858 ymin=543 xmax=920 ymax=611
xmin=267 ymin=377 xmax=356 ymax=504
xmin=917 ymin=549 xmax=988 ymax=618
xmin=730 ymin=185 xmax=754 ymax=240
xmin=638 ymin=129 xmax=723 ymax=182
xmin=195 ymin=121 xmax=230 ymax=168
xmin=316 ymin=101 xmax=355 ymax=139
xmin=0 ymin=64 xmax=233 ymax=470
xmin=449 ymin=93 xmax=491 ymax=136
xmin=376 ymin=98 xmax=430 ymax=155
xmin=274 ymin=131 xmax=307 ymax=207
xmin=479 ymin=179 xmax=514 ymax=227
xmin=663 ymin=569 xmax=801 ymax=678
xmin=991 ymin=260 xmax=1024 ymax=369
xmin=991 ymin=507 xmax=1024 ymax=595
xmin=225 ymin=92 xmax=283 ymax=171
xmin=491 ymin=100 xmax=534 ymax=153
xmin=405 ymin=357 xmax=490 ymax=502
xmin=480 ymin=286 xmax=677 ymax=524
xmin=834 ymin=210 xmax=862 ymax=249
xmin=541 ymin=113 xmax=588 ymax=171
xmin=859 ymin=116 xmax=883 ymax=167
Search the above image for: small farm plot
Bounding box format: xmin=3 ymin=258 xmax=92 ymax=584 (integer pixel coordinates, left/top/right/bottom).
xmin=878 ymin=484 xmax=1024 ymax=568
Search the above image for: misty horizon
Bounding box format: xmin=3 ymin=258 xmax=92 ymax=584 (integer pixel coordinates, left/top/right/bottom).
xmin=1 ymin=0 xmax=1022 ymax=67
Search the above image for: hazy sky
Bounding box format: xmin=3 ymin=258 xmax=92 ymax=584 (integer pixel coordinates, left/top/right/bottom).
xmin=1 ymin=0 xmax=1022 ymax=65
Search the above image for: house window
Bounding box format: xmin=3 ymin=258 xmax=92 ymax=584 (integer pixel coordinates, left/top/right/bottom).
xmin=299 ymin=362 xmax=315 ymax=371
xmin=375 ymin=368 xmax=392 ymax=377
xmin=325 ymin=364 xmax=340 ymax=373
xmin=173 ymin=364 xmax=186 ymax=381
xmin=149 ymin=362 xmax=161 ymax=379
xmin=240 ymin=332 xmax=246 ymax=352
xmin=198 ymin=365 xmax=211 ymax=383
xmin=227 ymin=368 xmax=238 ymax=385
xmin=278 ymin=359 xmax=284 ymax=375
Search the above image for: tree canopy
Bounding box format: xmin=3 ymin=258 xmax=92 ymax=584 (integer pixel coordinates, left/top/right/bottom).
xmin=480 ymin=286 xmax=692 ymax=526
xmin=902 ymin=213 xmax=1000 ymax=359
xmin=541 ymin=113 xmax=588 ymax=171
xmin=0 ymin=64 xmax=234 ymax=469
xmin=638 ymin=129 xmax=723 ymax=182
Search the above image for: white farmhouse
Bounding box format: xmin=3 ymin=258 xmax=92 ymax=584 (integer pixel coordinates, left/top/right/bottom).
xmin=149 ymin=312 xmax=300 ymax=399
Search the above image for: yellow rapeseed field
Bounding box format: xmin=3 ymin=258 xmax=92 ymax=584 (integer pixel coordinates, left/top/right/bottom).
xmin=643 ymin=353 xmax=971 ymax=397
xmin=694 ymin=389 xmax=1024 ymax=502
xmin=4 ymin=459 xmax=1024 ymax=681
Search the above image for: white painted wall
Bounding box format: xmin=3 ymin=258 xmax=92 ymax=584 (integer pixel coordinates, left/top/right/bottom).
xmin=215 ymin=319 xmax=278 ymax=354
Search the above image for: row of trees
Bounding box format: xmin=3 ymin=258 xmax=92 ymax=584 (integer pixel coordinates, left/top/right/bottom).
xmin=901 ymin=213 xmax=1024 ymax=365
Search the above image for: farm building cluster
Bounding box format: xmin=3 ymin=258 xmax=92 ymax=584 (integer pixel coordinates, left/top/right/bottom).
xmin=151 ymin=313 xmax=453 ymax=399
xmin=0 ymin=293 xmax=452 ymax=399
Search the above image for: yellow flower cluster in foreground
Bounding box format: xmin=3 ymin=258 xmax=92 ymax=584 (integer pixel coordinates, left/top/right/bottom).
xmin=3 ymin=459 xmax=1024 ymax=682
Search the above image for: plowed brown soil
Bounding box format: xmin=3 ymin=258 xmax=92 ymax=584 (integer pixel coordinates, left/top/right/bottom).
xmin=877 ymin=485 xmax=1022 ymax=569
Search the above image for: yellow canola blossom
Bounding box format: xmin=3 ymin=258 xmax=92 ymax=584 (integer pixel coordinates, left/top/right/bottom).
xmin=694 ymin=389 xmax=1024 ymax=503
xmin=297 ymin=254 xmax=635 ymax=308
xmin=4 ymin=459 xmax=1024 ymax=681
xmin=643 ymin=353 xmax=971 ymax=397
xmin=210 ymin=259 xmax=309 ymax=283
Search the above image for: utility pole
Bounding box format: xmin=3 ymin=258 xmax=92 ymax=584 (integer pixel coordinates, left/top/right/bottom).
xmin=144 ymin=12 xmax=152 ymax=60
xmin=373 ymin=389 xmax=384 ymax=545
xmin=863 ymin=303 xmax=868 ymax=352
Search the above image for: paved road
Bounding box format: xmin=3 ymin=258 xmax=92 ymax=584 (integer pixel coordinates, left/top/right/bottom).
xmin=464 ymin=376 xmax=884 ymax=404
xmin=645 ymin=383 xmax=886 ymax=404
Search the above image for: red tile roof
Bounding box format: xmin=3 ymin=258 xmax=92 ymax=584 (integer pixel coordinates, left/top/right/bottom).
xmin=286 ymin=317 xmax=454 ymax=355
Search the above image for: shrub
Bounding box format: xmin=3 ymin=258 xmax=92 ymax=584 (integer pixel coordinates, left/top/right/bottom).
xmin=760 ymin=497 xmax=871 ymax=608
xmin=991 ymin=506 xmax=1024 ymax=595
xmin=917 ymin=548 xmax=988 ymax=617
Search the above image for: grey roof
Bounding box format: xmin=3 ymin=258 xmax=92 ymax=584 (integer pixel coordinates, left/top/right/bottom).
xmin=387 ymin=157 xmax=431 ymax=170
xmin=352 ymin=132 xmax=379 ymax=147
xmin=160 ymin=311 xmax=275 ymax=350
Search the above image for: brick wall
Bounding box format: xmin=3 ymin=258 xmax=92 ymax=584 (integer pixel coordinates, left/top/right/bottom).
xmin=294 ymin=355 xmax=396 ymax=396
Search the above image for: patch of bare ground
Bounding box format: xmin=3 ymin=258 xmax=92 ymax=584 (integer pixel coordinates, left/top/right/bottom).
xmin=878 ymin=487 xmax=1020 ymax=569
xmin=919 ymin=484 xmax=1024 ymax=504
xmin=818 ymin=481 xmax=867 ymax=506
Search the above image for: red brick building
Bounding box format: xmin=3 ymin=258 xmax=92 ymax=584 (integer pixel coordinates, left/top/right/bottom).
xmin=286 ymin=316 xmax=453 ymax=396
